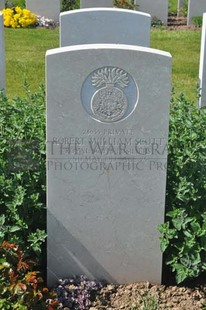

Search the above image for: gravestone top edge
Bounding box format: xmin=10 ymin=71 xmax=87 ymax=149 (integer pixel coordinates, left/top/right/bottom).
xmin=198 ymin=12 xmax=206 ymax=108
xmin=60 ymin=8 xmax=151 ymax=18
xmin=0 ymin=13 xmax=4 ymax=30
xmin=199 ymin=12 xmax=206 ymax=75
xmin=46 ymin=43 xmax=172 ymax=59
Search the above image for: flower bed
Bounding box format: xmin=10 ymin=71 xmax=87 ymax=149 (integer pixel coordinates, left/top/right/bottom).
xmin=1 ymin=6 xmax=37 ymax=28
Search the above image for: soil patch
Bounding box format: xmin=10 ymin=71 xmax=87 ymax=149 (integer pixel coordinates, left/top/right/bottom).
xmin=90 ymin=282 xmax=206 ymax=309
xmin=167 ymin=13 xmax=199 ymax=30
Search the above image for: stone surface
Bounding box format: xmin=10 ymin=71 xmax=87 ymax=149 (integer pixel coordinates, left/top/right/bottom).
xmin=60 ymin=9 xmax=151 ymax=47
xmin=199 ymin=13 xmax=206 ymax=108
xmin=135 ymin=0 xmax=168 ymax=25
xmin=187 ymin=0 xmax=206 ymax=25
xmin=46 ymin=43 xmax=171 ymax=287
xmin=0 ymin=13 xmax=5 ymax=93
xmin=0 ymin=0 xmax=4 ymax=10
xmin=81 ymin=0 xmax=113 ymax=8
xmin=26 ymin=0 xmax=60 ymax=21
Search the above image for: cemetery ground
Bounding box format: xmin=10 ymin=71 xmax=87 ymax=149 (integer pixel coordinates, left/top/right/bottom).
xmin=5 ymin=27 xmax=201 ymax=100
xmin=2 ymin=24 xmax=206 ymax=310
xmin=88 ymin=281 xmax=206 ymax=309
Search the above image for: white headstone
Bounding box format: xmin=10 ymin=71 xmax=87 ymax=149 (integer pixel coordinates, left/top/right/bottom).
xmin=135 ymin=0 xmax=168 ymax=25
xmin=46 ymin=43 xmax=172 ymax=286
xmin=60 ymin=8 xmax=151 ymax=47
xmin=81 ymin=0 xmax=113 ymax=8
xmin=26 ymin=0 xmax=60 ymax=21
xmin=0 ymin=13 xmax=5 ymax=93
xmin=187 ymin=0 xmax=206 ymax=25
xmin=199 ymin=13 xmax=206 ymax=108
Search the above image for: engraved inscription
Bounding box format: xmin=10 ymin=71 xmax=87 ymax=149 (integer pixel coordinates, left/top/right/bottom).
xmin=81 ymin=66 xmax=139 ymax=123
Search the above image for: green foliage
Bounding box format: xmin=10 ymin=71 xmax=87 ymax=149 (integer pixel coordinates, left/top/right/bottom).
xmin=5 ymin=0 xmax=14 ymax=8
xmin=151 ymin=17 xmax=164 ymax=29
xmin=114 ymin=0 xmax=136 ymax=9
xmin=0 ymin=84 xmax=46 ymax=266
xmin=180 ymin=0 xmax=188 ymax=17
xmin=0 ymin=241 xmax=59 ymax=309
xmin=168 ymin=0 xmax=177 ymax=14
xmin=141 ymin=292 xmax=159 ymax=310
xmin=61 ymin=0 xmax=80 ymax=12
xmin=159 ymin=93 xmax=206 ymax=284
xmin=192 ymin=16 xmax=203 ymax=28
xmin=58 ymin=0 xmax=138 ymax=11
xmin=131 ymin=291 xmax=159 ymax=310
xmin=5 ymin=0 xmax=26 ymax=8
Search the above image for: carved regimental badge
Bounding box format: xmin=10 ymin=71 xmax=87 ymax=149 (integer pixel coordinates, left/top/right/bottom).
xmin=91 ymin=67 xmax=128 ymax=122
xmin=81 ymin=66 xmax=139 ymax=123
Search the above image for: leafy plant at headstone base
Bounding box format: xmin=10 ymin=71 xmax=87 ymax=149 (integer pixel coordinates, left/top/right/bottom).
xmin=0 ymin=241 xmax=59 ymax=309
xmin=158 ymin=93 xmax=206 ymax=284
xmin=5 ymin=0 xmax=14 ymax=8
xmin=0 ymin=84 xmax=46 ymax=270
xmin=54 ymin=275 xmax=103 ymax=309
xmin=151 ymin=16 xmax=164 ymax=28
xmin=114 ymin=0 xmax=137 ymax=10
xmin=168 ymin=0 xmax=177 ymax=15
xmin=5 ymin=0 xmax=26 ymax=8
xmin=191 ymin=16 xmax=203 ymax=28
xmin=180 ymin=0 xmax=188 ymax=17
xmin=132 ymin=290 xmax=159 ymax=310
xmin=61 ymin=0 xmax=80 ymax=12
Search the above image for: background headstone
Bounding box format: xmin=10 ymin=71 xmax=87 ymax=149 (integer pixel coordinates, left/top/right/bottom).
xmin=81 ymin=0 xmax=113 ymax=8
xmin=46 ymin=43 xmax=171 ymax=287
xmin=0 ymin=0 xmax=4 ymax=10
xmin=187 ymin=0 xmax=206 ymax=25
xmin=26 ymin=0 xmax=60 ymax=20
xmin=60 ymin=9 xmax=151 ymax=47
xmin=0 ymin=13 xmax=5 ymax=93
xmin=134 ymin=0 xmax=168 ymax=25
xmin=199 ymin=13 xmax=206 ymax=108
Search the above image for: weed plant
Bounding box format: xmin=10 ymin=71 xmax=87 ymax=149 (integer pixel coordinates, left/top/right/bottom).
xmin=192 ymin=16 xmax=203 ymax=28
xmin=131 ymin=291 xmax=159 ymax=310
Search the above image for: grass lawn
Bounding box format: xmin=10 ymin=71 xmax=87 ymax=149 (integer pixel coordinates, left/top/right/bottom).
xmin=5 ymin=28 xmax=59 ymax=97
xmin=151 ymin=29 xmax=201 ymax=101
xmin=5 ymin=27 xmax=201 ymax=101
